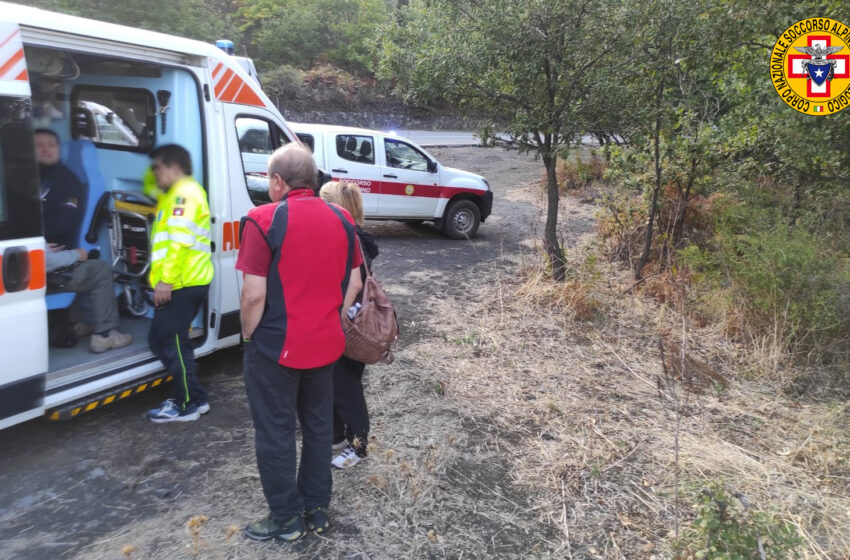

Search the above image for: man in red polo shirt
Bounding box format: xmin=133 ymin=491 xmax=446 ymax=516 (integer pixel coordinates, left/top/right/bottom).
xmin=237 ymin=143 xmax=362 ymax=544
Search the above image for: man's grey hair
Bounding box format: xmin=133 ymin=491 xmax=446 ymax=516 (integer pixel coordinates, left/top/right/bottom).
xmin=268 ymin=143 xmax=317 ymax=190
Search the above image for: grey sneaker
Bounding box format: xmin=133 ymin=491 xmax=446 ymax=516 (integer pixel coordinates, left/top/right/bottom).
xmin=90 ymin=330 xmax=132 ymax=353
xmin=145 ymin=399 xmax=200 ymax=423
xmin=245 ymin=513 xmax=305 ymax=543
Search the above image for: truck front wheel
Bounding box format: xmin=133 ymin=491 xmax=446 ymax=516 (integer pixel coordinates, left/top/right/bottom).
xmin=442 ymin=199 xmax=481 ymax=239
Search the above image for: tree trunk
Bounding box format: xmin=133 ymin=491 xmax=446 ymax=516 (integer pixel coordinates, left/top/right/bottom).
xmin=636 ymin=79 xmax=665 ymax=280
xmin=543 ymin=153 xmax=567 ymax=282
xmin=672 ymin=182 xmax=691 ymax=247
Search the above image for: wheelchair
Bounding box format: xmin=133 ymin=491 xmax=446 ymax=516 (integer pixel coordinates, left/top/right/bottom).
xmin=109 ymin=190 xmax=157 ymax=317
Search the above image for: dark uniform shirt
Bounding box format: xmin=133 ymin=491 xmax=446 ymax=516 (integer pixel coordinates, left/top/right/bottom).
xmin=39 ymin=162 xmax=86 ymax=249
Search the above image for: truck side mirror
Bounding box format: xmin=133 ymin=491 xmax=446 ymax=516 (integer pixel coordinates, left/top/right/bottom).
xmin=427 ymin=159 xmax=438 ymax=173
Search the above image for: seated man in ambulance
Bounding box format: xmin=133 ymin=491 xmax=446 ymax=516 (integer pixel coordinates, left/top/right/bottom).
xmin=35 ymin=128 xmax=132 ymax=353
xmin=35 ymin=128 xmax=86 ymax=250
xmin=45 ymin=245 xmax=132 ymax=353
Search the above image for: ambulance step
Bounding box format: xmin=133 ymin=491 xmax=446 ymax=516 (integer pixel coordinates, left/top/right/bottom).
xmin=46 ymin=373 xmax=174 ymax=421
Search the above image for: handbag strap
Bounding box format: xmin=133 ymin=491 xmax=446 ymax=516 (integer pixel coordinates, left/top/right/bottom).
xmin=357 ymin=235 xmax=372 ymax=279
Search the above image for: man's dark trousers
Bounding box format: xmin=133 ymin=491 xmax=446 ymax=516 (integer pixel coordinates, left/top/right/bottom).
xmin=148 ymin=284 xmax=209 ymax=410
xmin=243 ymin=341 xmax=334 ymax=520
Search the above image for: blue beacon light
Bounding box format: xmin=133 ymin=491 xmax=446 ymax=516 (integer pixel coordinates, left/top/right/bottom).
xmin=215 ymin=40 xmax=235 ymax=55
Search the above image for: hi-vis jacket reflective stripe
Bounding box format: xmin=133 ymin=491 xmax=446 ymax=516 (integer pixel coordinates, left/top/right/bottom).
xmin=149 ymin=176 xmax=213 ymax=289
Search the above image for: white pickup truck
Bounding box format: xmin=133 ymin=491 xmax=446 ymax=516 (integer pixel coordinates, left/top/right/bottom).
xmin=289 ymin=123 xmax=493 ymax=239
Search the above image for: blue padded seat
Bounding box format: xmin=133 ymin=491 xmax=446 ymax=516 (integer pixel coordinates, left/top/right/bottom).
xmin=60 ymin=140 xmax=105 ymax=252
xmin=46 ymin=139 xmax=106 ymax=310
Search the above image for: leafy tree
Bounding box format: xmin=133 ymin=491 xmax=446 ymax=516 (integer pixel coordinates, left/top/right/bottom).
xmin=248 ymin=0 xmax=391 ymax=73
xmin=18 ymin=0 xmax=242 ymax=44
xmin=379 ymin=0 xmax=624 ymax=281
xmin=595 ymin=0 xmax=737 ymax=278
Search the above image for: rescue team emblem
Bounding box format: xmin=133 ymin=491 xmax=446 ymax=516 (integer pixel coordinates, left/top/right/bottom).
xmin=771 ymin=18 xmax=850 ymax=115
xmin=405 ymin=184 xmax=415 ymax=196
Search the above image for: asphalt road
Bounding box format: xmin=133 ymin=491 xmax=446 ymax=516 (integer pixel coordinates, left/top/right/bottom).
xmin=389 ymin=130 xmax=481 ymax=146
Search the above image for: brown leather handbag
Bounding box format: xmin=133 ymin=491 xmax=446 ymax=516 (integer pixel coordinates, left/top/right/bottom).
xmin=342 ymin=241 xmax=399 ymax=365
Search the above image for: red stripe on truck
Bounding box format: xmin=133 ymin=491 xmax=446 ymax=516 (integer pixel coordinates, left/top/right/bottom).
xmin=377 ymin=180 xmax=485 ymax=199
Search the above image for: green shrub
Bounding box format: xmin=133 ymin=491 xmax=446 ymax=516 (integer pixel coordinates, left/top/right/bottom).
xmin=672 ymin=483 xmax=803 ymax=560
xmin=260 ymin=65 xmax=305 ymax=102
xmin=302 ymin=65 xmax=367 ymax=108
xmin=680 ymin=200 xmax=850 ymax=357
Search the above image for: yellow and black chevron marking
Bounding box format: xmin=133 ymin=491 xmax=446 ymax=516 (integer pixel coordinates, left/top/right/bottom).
xmin=46 ymin=373 xmax=174 ymax=421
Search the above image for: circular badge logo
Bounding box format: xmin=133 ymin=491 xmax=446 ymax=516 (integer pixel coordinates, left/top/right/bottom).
xmin=404 ymin=184 xmax=415 ymax=195
xmin=771 ymin=18 xmax=850 ymax=115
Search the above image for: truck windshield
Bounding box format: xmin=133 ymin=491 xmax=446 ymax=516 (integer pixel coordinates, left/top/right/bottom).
xmin=0 ymin=95 xmax=41 ymax=241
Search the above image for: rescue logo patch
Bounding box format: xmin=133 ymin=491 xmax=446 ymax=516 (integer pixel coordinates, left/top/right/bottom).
xmin=771 ymin=18 xmax=850 ymax=115
xmin=404 ymin=184 xmax=415 ymax=196
xmin=172 ymin=207 xmax=185 ymax=216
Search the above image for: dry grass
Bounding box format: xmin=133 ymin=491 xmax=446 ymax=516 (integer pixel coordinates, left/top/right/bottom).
xmin=66 ymin=182 xmax=848 ymax=559
xmin=405 ymin=258 xmax=850 ymax=558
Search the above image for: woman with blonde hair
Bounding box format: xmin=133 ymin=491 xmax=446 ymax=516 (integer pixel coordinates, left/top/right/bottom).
xmin=319 ymin=181 xmax=379 ymax=469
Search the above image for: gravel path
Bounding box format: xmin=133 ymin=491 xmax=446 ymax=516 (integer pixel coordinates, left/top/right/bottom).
xmin=0 ymin=146 xmax=599 ymax=559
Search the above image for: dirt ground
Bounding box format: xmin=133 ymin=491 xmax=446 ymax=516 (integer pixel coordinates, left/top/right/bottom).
xmin=2 ymin=146 xmax=847 ymax=560
xmin=0 ymin=146 xmax=576 ymax=559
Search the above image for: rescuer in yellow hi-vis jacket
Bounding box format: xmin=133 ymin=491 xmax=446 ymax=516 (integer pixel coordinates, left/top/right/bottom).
xmin=144 ymin=144 xmax=214 ymax=423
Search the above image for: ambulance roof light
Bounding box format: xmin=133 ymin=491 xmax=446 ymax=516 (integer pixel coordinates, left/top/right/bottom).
xmin=215 ymin=40 xmax=235 ymax=55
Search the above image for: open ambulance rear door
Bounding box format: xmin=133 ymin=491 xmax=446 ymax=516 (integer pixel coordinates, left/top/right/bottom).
xmin=0 ymin=21 xmax=49 ymax=429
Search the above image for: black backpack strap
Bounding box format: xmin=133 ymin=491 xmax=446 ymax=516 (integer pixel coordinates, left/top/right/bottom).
xmin=325 ymin=202 xmax=357 ymax=297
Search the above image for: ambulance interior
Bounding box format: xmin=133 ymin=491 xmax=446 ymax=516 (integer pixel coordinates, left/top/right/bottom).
xmin=25 ymin=45 xmax=207 ymax=385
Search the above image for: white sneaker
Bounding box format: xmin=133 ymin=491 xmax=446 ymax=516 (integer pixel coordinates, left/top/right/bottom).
xmin=332 ymin=439 xmax=348 ymax=452
xmin=197 ymin=402 xmax=210 ymax=414
xmin=90 ymin=330 xmax=133 ymax=353
xmin=332 ymin=445 xmax=363 ymax=469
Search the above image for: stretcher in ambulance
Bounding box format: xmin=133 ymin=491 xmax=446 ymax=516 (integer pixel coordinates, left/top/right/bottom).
xmin=0 ymin=2 xmax=299 ymax=429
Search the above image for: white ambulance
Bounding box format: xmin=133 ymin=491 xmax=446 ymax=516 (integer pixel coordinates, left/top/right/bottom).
xmin=0 ymin=2 xmax=300 ymax=429
xmin=290 ymin=123 xmax=493 ymax=239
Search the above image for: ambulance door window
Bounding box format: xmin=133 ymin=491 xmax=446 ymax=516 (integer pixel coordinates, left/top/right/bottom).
xmin=234 ymin=116 xmax=289 ymax=206
xmin=70 ymin=86 xmax=155 ymax=151
xmin=0 ymin=95 xmax=41 ymax=241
